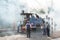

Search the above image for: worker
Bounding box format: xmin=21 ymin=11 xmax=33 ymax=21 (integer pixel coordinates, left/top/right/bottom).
xmin=46 ymin=22 xmax=50 ymax=37
xmin=26 ymin=21 xmax=31 ymax=38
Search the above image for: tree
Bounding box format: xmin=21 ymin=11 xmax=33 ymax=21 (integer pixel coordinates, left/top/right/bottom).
xmin=30 ymin=9 xmax=45 ymax=14
xmin=39 ymin=9 xmax=45 ymax=14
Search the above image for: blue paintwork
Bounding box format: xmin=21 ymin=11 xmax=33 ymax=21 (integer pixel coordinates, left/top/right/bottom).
xmin=30 ymin=16 xmax=43 ymax=25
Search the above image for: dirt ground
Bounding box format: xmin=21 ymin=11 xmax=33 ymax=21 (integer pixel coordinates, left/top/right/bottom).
xmin=0 ymin=33 xmax=51 ymax=40
xmin=0 ymin=34 xmax=29 ymax=40
xmin=51 ymin=31 xmax=60 ymax=39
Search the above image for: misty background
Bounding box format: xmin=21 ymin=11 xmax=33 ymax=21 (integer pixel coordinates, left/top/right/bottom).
xmin=0 ymin=0 xmax=60 ymax=32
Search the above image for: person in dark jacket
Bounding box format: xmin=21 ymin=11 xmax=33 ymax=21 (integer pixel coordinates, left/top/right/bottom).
xmin=46 ymin=22 xmax=50 ymax=37
xmin=26 ymin=21 xmax=31 ymax=38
